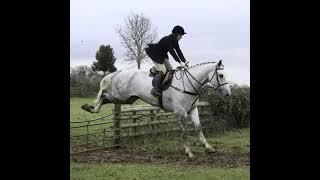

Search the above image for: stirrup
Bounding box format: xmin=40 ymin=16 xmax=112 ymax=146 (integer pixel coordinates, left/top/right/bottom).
xmin=151 ymin=89 xmax=161 ymax=97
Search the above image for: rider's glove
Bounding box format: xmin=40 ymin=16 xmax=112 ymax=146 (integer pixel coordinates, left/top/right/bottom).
xmin=185 ymin=61 xmax=190 ymax=68
xmin=180 ymin=61 xmax=188 ymax=70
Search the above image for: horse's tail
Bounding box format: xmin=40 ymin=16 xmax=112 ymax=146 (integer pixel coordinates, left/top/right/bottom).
xmin=94 ymin=71 xmax=112 ymax=104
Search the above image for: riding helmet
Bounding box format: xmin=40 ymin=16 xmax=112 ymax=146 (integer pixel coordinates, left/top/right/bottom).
xmin=172 ymin=25 xmax=186 ymax=35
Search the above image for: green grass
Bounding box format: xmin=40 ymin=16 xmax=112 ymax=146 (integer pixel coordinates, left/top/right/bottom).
xmin=208 ymin=128 xmax=250 ymax=153
xmin=70 ymin=163 xmax=249 ymax=180
xmin=71 ymin=122 xmax=250 ymax=179
xmin=125 ymin=128 xmax=250 ymax=155
xmin=71 ymin=129 xmax=250 ymax=179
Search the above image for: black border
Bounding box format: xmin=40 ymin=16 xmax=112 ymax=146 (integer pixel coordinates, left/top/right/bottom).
xmin=2 ymin=1 xmax=70 ymax=179
xmin=250 ymin=0 xmax=317 ymax=179
xmin=3 ymin=0 xmax=315 ymax=179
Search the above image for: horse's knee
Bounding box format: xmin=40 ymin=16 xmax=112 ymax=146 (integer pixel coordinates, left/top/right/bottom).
xmin=175 ymin=110 xmax=188 ymax=119
xmin=194 ymin=123 xmax=202 ymax=132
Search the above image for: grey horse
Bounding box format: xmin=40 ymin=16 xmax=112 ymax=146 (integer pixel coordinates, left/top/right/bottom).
xmin=82 ymin=60 xmax=231 ymax=157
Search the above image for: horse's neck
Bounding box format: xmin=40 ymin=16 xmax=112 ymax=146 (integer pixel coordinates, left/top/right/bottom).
xmin=173 ymin=63 xmax=217 ymax=90
xmin=191 ymin=63 xmax=216 ymax=77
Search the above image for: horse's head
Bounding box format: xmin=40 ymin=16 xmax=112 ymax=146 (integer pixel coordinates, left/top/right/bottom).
xmin=207 ymin=60 xmax=231 ymax=97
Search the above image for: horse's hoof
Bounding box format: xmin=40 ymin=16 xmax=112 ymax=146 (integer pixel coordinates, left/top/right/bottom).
xmin=187 ymin=152 xmax=194 ymax=158
xmin=81 ymin=104 xmax=94 ymax=113
xmin=205 ymin=147 xmax=217 ymax=153
xmin=81 ymin=104 xmax=89 ymax=110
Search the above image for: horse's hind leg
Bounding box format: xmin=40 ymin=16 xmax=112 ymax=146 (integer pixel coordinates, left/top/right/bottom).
xmin=81 ymin=93 xmax=110 ymax=113
xmin=189 ymin=107 xmax=216 ymax=153
xmin=90 ymin=96 xmax=103 ymax=113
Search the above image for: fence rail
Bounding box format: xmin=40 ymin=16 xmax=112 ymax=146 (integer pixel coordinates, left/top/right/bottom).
xmin=70 ymin=87 xmax=97 ymax=97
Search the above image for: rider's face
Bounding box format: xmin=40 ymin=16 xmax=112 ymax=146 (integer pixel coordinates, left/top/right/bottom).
xmin=177 ymin=35 xmax=182 ymax=41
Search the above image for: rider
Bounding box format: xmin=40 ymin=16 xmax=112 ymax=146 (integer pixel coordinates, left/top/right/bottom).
xmin=145 ymin=25 xmax=189 ymax=97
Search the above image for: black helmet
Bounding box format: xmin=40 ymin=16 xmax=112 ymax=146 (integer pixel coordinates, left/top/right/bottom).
xmin=172 ymin=25 xmax=186 ymax=35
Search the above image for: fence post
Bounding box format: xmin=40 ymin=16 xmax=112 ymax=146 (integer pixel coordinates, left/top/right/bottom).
xmin=132 ymin=111 xmax=137 ymax=137
xmin=113 ymin=103 xmax=121 ymax=147
xmin=150 ymin=110 xmax=155 ymax=133
xmin=81 ymin=87 xmax=84 ymax=97
xmin=86 ymin=122 xmax=89 ymax=155
xmin=103 ymin=128 xmax=106 ymax=147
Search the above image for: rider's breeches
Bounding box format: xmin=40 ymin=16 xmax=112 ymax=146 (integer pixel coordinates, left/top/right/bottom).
xmin=153 ymin=58 xmax=173 ymax=75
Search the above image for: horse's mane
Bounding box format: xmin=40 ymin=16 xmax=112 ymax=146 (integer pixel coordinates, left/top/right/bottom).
xmin=189 ymin=61 xmax=217 ymax=69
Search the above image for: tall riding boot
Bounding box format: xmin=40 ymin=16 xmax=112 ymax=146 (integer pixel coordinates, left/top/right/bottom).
xmin=151 ymin=72 xmax=164 ymax=97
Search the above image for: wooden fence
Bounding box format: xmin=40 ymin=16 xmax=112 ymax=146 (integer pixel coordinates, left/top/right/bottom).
xmin=117 ymin=102 xmax=212 ymax=138
xmin=70 ymin=102 xmax=214 ymax=155
xmin=70 ymin=87 xmax=97 ymax=97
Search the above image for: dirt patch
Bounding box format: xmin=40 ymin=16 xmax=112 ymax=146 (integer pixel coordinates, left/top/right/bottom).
xmin=71 ymin=147 xmax=249 ymax=167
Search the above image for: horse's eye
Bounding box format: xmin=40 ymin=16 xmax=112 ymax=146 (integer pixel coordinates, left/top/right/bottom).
xmin=219 ymin=74 xmax=224 ymax=78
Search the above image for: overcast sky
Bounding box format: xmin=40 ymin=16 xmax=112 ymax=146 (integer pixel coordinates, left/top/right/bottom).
xmin=70 ymin=0 xmax=250 ymax=85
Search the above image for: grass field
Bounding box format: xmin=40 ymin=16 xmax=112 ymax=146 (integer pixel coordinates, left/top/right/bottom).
xmin=123 ymin=128 xmax=250 ymax=155
xmin=71 ymin=128 xmax=250 ymax=179
xmin=71 ymin=163 xmax=249 ymax=180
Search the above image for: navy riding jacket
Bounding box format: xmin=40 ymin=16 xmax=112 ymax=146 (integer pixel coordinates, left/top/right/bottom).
xmin=145 ymin=34 xmax=186 ymax=64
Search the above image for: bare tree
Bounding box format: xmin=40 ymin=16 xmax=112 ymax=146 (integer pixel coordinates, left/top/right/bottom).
xmin=117 ymin=13 xmax=157 ymax=69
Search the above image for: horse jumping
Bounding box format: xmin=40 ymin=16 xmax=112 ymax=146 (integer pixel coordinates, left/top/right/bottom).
xmin=82 ymin=60 xmax=231 ymax=158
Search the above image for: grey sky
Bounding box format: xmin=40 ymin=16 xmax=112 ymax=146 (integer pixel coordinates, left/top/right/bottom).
xmin=70 ymin=0 xmax=250 ymax=85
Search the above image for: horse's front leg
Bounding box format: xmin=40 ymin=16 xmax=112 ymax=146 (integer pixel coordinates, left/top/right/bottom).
xmin=176 ymin=111 xmax=194 ymax=158
xmin=189 ymin=107 xmax=216 ymax=153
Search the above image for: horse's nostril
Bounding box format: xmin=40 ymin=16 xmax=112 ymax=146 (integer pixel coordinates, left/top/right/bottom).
xmin=225 ymin=94 xmax=230 ymax=96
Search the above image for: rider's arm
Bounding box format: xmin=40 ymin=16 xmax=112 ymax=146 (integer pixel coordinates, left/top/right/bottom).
xmin=168 ymin=48 xmax=181 ymax=63
xmin=167 ymin=38 xmax=183 ymax=63
xmin=174 ymin=42 xmax=186 ymax=63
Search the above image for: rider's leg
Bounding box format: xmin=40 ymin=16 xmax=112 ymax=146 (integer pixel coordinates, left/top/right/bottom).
xmin=164 ymin=58 xmax=173 ymax=71
xmin=151 ymin=61 xmax=166 ymax=97
xmin=153 ymin=61 xmax=167 ymax=75
xmin=163 ymin=58 xmax=174 ymax=82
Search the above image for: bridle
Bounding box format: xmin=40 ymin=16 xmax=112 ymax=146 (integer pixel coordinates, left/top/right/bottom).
xmin=208 ymin=66 xmax=229 ymax=91
xmin=170 ymin=64 xmax=228 ymax=95
xmin=169 ymin=64 xmax=229 ymax=108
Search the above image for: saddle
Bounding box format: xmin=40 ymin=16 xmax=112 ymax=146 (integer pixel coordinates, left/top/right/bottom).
xmin=149 ymin=66 xmax=175 ymax=91
xmin=149 ymin=67 xmax=175 ymax=109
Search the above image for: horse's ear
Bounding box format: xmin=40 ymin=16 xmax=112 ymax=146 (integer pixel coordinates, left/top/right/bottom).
xmin=218 ymin=60 xmax=222 ymax=67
